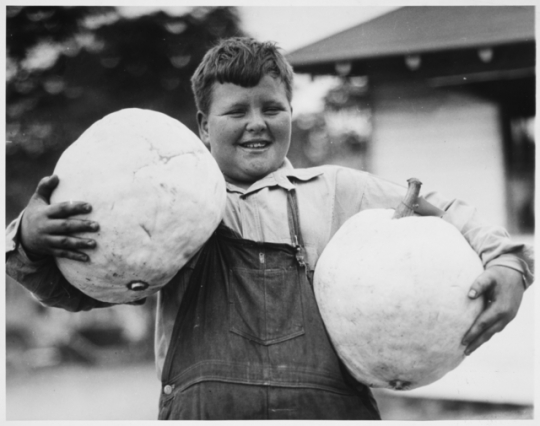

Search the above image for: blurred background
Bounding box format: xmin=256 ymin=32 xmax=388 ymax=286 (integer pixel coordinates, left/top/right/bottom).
xmin=5 ymin=5 xmax=535 ymax=421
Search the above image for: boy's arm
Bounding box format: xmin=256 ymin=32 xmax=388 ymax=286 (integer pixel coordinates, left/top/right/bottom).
xmin=363 ymin=173 xmax=533 ymax=355
xmin=420 ymin=191 xmax=533 ymax=355
xmin=6 ymin=175 xmax=124 ymax=312
xmin=6 ymin=213 xmax=115 ymax=312
xmin=422 ymin=193 xmax=534 ymax=285
xmin=362 ymin=173 xmax=534 ymax=286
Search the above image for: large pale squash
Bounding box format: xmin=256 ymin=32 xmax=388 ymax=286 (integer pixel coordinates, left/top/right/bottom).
xmin=50 ymin=108 xmax=226 ymax=303
xmin=314 ymin=179 xmax=484 ymax=390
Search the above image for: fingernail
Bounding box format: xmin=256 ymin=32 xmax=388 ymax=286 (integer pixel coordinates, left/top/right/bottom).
xmin=83 ymin=204 xmax=92 ymax=212
xmin=468 ymin=290 xmax=477 ymax=298
xmin=91 ymin=222 xmax=99 ymax=230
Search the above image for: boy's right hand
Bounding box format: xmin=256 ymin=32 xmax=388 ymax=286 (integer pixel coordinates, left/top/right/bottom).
xmin=20 ymin=175 xmax=99 ymax=262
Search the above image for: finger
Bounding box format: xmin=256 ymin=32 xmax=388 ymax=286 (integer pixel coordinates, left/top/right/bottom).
xmin=463 ymin=320 xmax=506 ymax=355
xmin=34 ymin=175 xmax=60 ymax=202
xmin=47 ymin=202 xmax=93 ymax=219
xmin=45 ymin=218 xmax=100 ymax=234
xmin=461 ymin=305 xmax=504 ymax=347
xmin=46 ymin=235 xmax=97 ymax=251
xmin=467 ymin=270 xmax=495 ymax=299
xmin=50 ymin=248 xmax=90 ymax=262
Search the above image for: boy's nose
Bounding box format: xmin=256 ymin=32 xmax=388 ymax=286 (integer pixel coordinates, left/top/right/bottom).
xmin=246 ymin=112 xmax=266 ymax=133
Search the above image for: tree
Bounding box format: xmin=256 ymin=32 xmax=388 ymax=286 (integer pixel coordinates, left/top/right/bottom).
xmin=6 ymin=6 xmax=245 ymax=367
xmin=6 ymin=6 xmax=244 ymax=223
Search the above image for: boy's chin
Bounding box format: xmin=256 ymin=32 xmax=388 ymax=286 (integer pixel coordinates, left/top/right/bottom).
xmin=243 ymin=162 xmax=282 ymax=179
xmin=225 ymin=167 xmax=277 ymax=188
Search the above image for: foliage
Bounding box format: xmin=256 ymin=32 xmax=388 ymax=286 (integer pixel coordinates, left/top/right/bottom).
xmin=289 ymin=77 xmax=372 ymax=170
xmin=6 ymin=6 xmax=244 ymax=223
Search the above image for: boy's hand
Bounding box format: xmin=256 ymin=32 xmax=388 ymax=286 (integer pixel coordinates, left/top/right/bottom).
xmin=20 ymin=175 xmax=99 ymax=262
xmin=461 ymin=266 xmax=524 ymax=355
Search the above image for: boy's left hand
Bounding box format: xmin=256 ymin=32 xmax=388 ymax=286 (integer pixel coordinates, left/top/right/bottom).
xmin=461 ymin=266 xmax=525 ymax=355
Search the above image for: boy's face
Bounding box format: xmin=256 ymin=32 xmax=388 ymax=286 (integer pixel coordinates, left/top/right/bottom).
xmin=197 ymin=75 xmax=292 ymax=188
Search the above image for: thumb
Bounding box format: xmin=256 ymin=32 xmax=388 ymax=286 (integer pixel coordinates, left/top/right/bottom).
xmin=468 ymin=269 xmax=495 ymax=299
xmin=34 ymin=175 xmax=59 ymax=202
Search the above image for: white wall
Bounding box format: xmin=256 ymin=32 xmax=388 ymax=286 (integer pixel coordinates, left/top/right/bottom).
xmin=370 ymin=80 xmax=507 ymax=228
xmin=369 ymin=80 xmax=533 ymax=405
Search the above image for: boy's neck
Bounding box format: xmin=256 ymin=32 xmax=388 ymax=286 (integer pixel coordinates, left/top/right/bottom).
xmin=228 ymin=181 xmax=252 ymax=190
xmin=222 ymin=159 xmax=289 ymax=191
xmin=224 ymin=176 xmax=254 ymax=190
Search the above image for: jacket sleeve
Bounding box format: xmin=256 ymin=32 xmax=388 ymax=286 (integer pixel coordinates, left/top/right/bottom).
xmin=360 ymin=172 xmax=534 ymax=288
xmin=423 ymin=191 xmax=535 ymax=288
xmin=5 ymin=212 xmax=117 ymax=312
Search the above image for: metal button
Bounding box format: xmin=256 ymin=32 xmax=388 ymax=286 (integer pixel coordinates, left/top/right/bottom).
xmin=164 ymin=385 xmax=173 ymax=395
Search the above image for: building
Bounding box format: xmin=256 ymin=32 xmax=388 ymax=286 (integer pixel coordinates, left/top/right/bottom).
xmin=286 ymin=6 xmax=535 ymax=412
xmin=287 ymin=6 xmax=535 ymax=236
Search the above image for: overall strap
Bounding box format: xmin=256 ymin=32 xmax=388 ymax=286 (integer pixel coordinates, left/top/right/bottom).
xmin=287 ymin=189 xmax=308 ymax=269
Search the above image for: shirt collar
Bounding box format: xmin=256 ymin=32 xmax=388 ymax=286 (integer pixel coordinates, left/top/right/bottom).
xmin=226 ymin=158 xmax=323 ymax=196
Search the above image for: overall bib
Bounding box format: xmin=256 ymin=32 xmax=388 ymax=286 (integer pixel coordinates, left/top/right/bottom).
xmin=159 ymin=189 xmax=380 ymax=420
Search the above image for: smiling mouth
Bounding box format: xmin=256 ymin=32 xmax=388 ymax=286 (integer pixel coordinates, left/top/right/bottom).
xmin=239 ymin=140 xmax=271 ymax=149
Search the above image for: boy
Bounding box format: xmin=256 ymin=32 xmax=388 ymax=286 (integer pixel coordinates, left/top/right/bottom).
xmin=6 ymin=37 xmax=534 ymax=420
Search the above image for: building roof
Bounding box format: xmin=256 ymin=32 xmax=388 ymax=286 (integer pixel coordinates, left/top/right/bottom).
xmin=286 ymin=6 xmax=535 ymax=67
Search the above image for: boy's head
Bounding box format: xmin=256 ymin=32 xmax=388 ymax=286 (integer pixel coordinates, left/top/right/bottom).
xmin=191 ymin=37 xmax=295 ymax=189
xmin=191 ymin=37 xmax=294 ymax=116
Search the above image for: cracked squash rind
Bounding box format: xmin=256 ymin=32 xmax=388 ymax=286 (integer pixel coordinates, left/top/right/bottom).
xmin=314 ymin=209 xmax=484 ymax=390
xmin=50 ymin=108 xmax=226 ymax=303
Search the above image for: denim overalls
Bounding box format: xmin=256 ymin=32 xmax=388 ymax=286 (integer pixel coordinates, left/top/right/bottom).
xmin=158 ymin=189 xmax=380 ymax=420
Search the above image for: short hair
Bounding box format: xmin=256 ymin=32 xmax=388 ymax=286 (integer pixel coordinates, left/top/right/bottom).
xmin=191 ymin=37 xmax=294 ymax=115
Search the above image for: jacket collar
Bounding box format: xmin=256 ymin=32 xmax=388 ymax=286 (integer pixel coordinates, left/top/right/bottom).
xmin=226 ymin=158 xmax=323 ymax=196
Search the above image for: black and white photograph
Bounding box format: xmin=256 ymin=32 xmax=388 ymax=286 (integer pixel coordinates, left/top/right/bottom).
xmin=5 ymin=2 xmax=536 ymax=421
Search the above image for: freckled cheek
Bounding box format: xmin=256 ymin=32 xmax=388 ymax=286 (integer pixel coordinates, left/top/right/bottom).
xmin=226 ymin=128 xmax=246 ymax=147
xmin=270 ymin=117 xmax=292 ymax=141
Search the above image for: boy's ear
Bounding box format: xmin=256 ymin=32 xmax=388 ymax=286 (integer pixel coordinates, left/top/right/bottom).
xmin=196 ymin=111 xmax=210 ymax=145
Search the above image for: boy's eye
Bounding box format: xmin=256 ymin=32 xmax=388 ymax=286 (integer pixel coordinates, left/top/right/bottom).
xmin=264 ymin=106 xmax=284 ymax=115
xmin=227 ymin=110 xmax=245 ymax=117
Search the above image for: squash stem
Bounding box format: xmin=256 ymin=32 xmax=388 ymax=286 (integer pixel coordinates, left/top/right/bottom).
xmin=392 ymin=178 xmax=422 ymax=219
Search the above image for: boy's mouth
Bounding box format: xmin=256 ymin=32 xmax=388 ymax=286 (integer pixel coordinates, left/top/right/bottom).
xmin=239 ymin=140 xmax=271 ymax=149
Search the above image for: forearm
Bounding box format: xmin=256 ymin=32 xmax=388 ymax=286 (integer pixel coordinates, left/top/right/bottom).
xmin=6 ymin=214 xmax=111 ymax=312
xmin=422 ymin=192 xmax=534 ymax=288
xmin=7 ymin=245 xmax=112 ymax=311
xmin=362 ymin=174 xmax=534 ymax=288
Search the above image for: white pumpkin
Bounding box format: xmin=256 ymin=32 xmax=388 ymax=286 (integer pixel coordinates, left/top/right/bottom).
xmin=50 ymin=108 xmax=226 ymax=303
xmin=314 ymin=181 xmax=484 ymax=390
